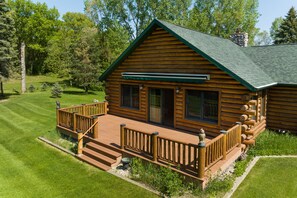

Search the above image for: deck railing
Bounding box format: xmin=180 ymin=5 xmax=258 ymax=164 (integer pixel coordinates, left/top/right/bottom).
xmin=56 ymin=102 xmax=108 ymax=154
xmin=120 ymin=122 xmax=242 ymax=178
xmin=205 ymin=134 xmax=225 ymax=168
xmin=60 ymin=102 xmax=107 ymax=116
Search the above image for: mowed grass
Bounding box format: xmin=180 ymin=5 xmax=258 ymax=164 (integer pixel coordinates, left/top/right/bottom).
xmin=0 ymin=76 xmax=156 ymax=198
xmin=232 ymin=157 xmax=297 ymax=198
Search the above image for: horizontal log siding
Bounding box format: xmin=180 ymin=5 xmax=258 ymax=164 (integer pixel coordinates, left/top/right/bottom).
xmin=267 ymin=86 xmax=297 ymax=133
xmin=106 ymin=28 xmax=251 ymax=135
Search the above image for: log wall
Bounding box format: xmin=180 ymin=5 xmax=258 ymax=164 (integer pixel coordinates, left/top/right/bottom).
xmin=105 ymin=27 xmax=261 ymax=136
xmin=267 ymin=86 xmax=297 ymax=133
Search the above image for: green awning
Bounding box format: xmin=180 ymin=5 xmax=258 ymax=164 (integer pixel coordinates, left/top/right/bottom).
xmin=121 ymin=72 xmax=210 ymax=83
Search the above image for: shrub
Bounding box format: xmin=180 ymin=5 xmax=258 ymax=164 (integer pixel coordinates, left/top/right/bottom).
xmin=51 ymin=83 xmax=63 ymax=98
xmin=28 ymin=84 xmax=36 ymax=92
xmin=40 ymin=83 xmax=48 ymax=91
xmin=130 ymin=158 xmax=184 ymax=197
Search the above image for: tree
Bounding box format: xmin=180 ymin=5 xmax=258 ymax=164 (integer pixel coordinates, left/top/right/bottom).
xmin=8 ymin=0 xmax=60 ymax=74
xmin=71 ymin=27 xmax=100 ymax=93
xmin=188 ymin=0 xmax=260 ymax=45
xmin=0 ymin=0 xmax=18 ymax=96
xmin=254 ymin=30 xmax=272 ymax=46
xmin=84 ymin=0 xmax=192 ymax=40
xmin=44 ymin=12 xmax=95 ymax=76
xmin=274 ymin=7 xmax=297 ymax=44
xmin=270 ymin=17 xmax=283 ymax=42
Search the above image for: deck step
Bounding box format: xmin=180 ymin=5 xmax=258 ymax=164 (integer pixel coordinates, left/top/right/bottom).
xmin=86 ymin=142 xmax=122 ymax=160
xmin=78 ymin=155 xmax=111 ymax=171
xmin=87 ymin=138 xmax=122 ymax=153
xmin=82 ymin=147 xmax=116 ymax=167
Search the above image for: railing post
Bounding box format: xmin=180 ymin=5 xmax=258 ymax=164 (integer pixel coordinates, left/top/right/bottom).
xmin=152 ymin=132 xmax=159 ymax=162
xmin=77 ymin=132 xmax=83 ymax=155
xmin=198 ymin=141 xmax=206 ymax=179
xmin=120 ymin=124 xmax=126 ymax=149
xmin=104 ymin=101 xmax=108 ymax=115
xmin=221 ymin=130 xmax=228 ymax=160
xmin=93 ymin=116 xmax=99 ymax=139
xmin=82 ymin=104 xmax=86 ymax=115
xmin=56 ymin=101 xmax=60 ymax=126
xmin=73 ymin=112 xmax=77 ymax=132
xmin=236 ymin=122 xmax=242 ymax=147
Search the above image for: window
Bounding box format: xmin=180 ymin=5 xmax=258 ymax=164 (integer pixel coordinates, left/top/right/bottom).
xmin=121 ymin=85 xmax=139 ymax=109
xmin=186 ymin=90 xmax=218 ymax=123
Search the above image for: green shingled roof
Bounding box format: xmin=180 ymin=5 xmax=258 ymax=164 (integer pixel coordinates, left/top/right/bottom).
xmin=241 ymin=44 xmax=297 ymax=86
xmin=100 ymin=19 xmax=297 ymax=91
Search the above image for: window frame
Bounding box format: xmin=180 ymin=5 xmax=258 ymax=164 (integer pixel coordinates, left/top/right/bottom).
xmin=121 ymin=84 xmax=140 ymax=110
xmin=185 ymin=89 xmax=219 ymax=124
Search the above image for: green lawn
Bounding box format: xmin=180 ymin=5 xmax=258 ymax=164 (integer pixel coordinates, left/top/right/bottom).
xmin=0 ymin=76 xmax=156 ymax=198
xmin=232 ymin=157 xmax=297 ymax=198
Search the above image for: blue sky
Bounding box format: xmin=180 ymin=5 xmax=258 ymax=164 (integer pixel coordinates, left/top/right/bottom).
xmin=32 ymin=0 xmax=297 ymax=32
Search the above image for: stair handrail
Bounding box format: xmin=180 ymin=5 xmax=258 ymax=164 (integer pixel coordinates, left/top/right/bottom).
xmin=77 ymin=117 xmax=100 ymax=155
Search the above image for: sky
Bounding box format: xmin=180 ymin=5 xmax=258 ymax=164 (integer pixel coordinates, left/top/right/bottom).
xmin=32 ymin=0 xmax=297 ymax=32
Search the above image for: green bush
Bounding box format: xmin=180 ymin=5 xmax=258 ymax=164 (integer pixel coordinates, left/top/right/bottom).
xmin=130 ymin=158 xmax=184 ymax=197
xmin=40 ymin=83 xmax=48 ymax=91
xmin=28 ymin=84 xmax=36 ymax=92
xmin=51 ymin=83 xmax=63 ymax=98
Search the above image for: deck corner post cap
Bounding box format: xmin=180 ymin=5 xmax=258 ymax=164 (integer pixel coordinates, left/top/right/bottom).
xmin=120 ymin=123 xmax=126 ymax=127
xmin=198 ymin=142 xmax=206 ymax=147
xmin=220 ymin=130 xmax=228 ymax=134
xmin=152 ymin=132 xmax=159 ymax=135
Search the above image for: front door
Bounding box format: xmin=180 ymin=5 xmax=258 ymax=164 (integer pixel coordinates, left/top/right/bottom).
xmin=149 ymin=88 xmax=174 ymax=127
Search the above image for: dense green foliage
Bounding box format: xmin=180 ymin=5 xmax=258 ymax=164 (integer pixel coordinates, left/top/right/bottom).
xmin=274 ymin=7 xmax=297 ymax=44
xmin=8 ymin=0 xmax=60 ymax=74
xmin=0 ymin=76 xmax=156 ymax=198
xmin=0 ymin=0 xmax=18 ymax=96
xmin=188 ymin=0 xmax=259 ymax=44
xmin=131 ymin=158 xmax=185 ymax=197
xmin=232 ymin=158 xmax=297 ymax=197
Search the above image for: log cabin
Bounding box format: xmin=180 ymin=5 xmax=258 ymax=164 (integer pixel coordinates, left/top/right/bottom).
xmin=57 ymin=19 xmax=297 ymax=185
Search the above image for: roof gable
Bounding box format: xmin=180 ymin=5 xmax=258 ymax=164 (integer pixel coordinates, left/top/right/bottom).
xmin=100 ymin=19 xmax=276 ymax=91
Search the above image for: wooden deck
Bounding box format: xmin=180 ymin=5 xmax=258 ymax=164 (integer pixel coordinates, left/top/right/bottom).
xmin=57 ymin=102 xmax=243 ymax=184
xmin=97 ymin=114 xmax=212 ymax=148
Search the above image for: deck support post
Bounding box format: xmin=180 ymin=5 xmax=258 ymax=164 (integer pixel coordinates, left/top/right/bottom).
xmin=220 ymin=130 xmax=228 ymax=160
xmin=93 ymin=116 xmax=100 ymax=139
xmin=236 ymin=122 xmax=242 ymax=147
xmin=120 ymin=124 xmax=126 ymax=149
xmin=77 ymin=132 xmax=83 ymax=155
xmin=152 ymin=132 xmax=159 ymax=162
xmin=104 ymin=101 xmax=108 ymax=115
xmin=198 ymin=142 xmax=206 ymax=179
xmin=73 ymin=113 xmax=77 ymax=132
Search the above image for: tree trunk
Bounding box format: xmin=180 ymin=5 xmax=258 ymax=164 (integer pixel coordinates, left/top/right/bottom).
xmin=21 ymin=42 xmax=26 ymax=94
xmin=0 ymin=81 xmax=3 ymax=97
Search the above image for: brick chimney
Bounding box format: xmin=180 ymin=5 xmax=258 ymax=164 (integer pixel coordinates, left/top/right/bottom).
xmin=230 ymin=28 xmax=248 ymax=47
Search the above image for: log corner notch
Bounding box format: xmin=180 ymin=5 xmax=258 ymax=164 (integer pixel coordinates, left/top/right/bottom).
xmin=239 ymin=93 xmax=258 ymax=137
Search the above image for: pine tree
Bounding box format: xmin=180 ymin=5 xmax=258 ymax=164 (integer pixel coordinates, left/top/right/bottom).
xmin=274 ymin=7 xmax=297 ymax=44
xmin=0 ymin=0 xmax=18 ymax=96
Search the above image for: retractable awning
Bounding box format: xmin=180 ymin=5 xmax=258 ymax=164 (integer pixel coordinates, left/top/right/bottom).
xmin=121 ymin=72 xmax=210 ymax=83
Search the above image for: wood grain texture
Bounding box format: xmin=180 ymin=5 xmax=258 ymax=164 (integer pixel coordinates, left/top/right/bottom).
xmin=105 ymin=28 xmax=255 ymax=135
xmin=267 ymin=86 xmax=297 ymax=133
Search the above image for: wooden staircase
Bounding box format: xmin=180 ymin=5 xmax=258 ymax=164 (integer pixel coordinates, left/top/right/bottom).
xmin=77 ymin=140 xmax=122 ymax=171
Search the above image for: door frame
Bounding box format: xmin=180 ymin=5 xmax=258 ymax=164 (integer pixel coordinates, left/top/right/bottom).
xmin=147 ymin=86 xmax=175 ymax=128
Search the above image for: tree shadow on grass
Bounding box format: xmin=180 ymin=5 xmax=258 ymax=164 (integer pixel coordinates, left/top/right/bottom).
xmin=0 ymin=92 xmax=20 ymax=101
xmin=63 ymin=90 xmax=96 ymax=95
